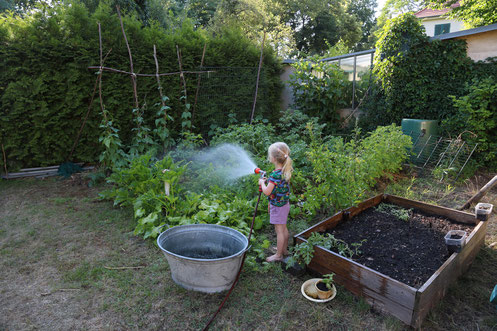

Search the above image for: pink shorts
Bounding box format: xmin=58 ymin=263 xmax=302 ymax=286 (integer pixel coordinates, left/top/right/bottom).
xmin=269 ymin=202 xmax=290 ymax=225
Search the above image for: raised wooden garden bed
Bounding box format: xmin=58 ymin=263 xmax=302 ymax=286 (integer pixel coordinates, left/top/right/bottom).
xmin=295 ymin=194 xmax=486 ymax=328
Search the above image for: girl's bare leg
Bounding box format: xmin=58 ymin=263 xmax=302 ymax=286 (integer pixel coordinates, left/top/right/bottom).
xmin=267 ymin=224 xmax=288 ymax=262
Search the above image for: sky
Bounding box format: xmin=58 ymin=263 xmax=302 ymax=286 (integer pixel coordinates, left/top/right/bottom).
xmin=376 ymin=0 xmax=388 ymax=17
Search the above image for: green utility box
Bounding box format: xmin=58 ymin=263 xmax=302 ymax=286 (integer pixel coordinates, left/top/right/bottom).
xmin=401 ymin=119 xmax=439 ymax=164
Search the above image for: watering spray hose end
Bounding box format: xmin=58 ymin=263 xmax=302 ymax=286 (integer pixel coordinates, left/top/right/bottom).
xmin=254 ymin=168 xmax=266 ymax=177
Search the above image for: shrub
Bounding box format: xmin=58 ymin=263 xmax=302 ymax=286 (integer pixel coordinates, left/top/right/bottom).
xmin=303 ymin=124 xmax=411 ymax=217
xmin=442 ymin=77 xmax=497 ymax=168
xmin=288 ymin=59 xmax=350 ymax=133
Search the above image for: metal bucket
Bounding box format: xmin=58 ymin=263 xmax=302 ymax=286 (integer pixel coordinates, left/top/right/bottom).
xmin=157 ymin=224 xmax=249 ymax=293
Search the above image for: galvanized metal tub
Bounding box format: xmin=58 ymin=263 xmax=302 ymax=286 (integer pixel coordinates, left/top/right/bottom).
xmin=157 ymin=224 xmax=249 ymax=293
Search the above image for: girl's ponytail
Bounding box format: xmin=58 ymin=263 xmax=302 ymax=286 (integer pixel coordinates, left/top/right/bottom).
xmin=268 ymin=142 xmax=293 ymax=182
xmin=282 ymin=155 xmax=293 ymax=182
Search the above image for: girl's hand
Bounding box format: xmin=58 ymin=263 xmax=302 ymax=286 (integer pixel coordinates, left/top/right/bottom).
xmin=258 ymin=178 xmax=266 ymax=186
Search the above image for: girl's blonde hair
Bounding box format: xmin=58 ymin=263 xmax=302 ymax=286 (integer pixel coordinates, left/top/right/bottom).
xmin=268 ymin=142 xmax=293 ymax=182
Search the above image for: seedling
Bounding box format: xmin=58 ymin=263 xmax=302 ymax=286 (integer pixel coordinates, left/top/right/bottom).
xmin=321 ymin=273 xmax=335 ymax=290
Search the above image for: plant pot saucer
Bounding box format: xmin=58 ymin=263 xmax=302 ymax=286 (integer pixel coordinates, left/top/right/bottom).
xmin=301 ymin=278 xmax=337 ymax=303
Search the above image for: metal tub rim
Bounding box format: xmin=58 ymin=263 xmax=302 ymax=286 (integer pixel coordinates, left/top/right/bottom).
xmin=157 ymin=223 xmax=249 ymax=262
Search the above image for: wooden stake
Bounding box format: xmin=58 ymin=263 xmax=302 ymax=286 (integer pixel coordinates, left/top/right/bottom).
xmin=69 ymin=48 xmax=112 ymax=161
xmin=97 ymin=23 xmax=107 ymax=122
xmin=192 ymin=43 xmax=207 ymax=122
xmin=1 ymin=143 xmax=8 ymax=178
xmin=176 ymin=45 xmax=188 ymax=101
xmin=250 ymin=31 xmax=266 ymax=124
xmin=153 ymin=45 xmax=168 ymax=122
xmin=87 ymin=66 xmax=212 ymax=77
xmin=117 ymin=6 xmax=139 ymax=110
xmin=104 ymin=266 xmax=145 ymax=270
xmin=459 ymin=175 xmax=497 ymax=210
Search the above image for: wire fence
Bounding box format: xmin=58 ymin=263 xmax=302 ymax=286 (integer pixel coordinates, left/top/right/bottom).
xmin=405 ymin=131 xmax=477 ymax=181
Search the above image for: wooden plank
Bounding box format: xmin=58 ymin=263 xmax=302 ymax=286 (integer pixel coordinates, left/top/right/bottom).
xmin=2 ymin=166 xmax=94 ymax=179
xmin=19 ymin=163 xmax=84 ymax=172
xmin=300 ymin=240 xmax=417 ymax=324
xmin=384 ymin=195 xmax=476 ymax=224
xmin=294 ymin=194 xmax=383 ymax=242
xmin=411 ymin=220 xmax=486 ymax=327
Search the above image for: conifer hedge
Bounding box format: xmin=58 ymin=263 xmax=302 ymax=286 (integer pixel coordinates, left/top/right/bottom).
xmin=0 ymin=2 xmax=282 ymax=170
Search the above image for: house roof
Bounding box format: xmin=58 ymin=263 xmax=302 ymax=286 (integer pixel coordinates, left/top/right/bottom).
xmin=431 ymin=23 xmax=497 ymax=40
xmin=414 ymin=1 xmax=460 ymax=19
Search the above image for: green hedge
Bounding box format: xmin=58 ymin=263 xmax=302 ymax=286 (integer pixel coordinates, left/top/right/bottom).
xmin=0 ymin=2 xmax=282 ymax=170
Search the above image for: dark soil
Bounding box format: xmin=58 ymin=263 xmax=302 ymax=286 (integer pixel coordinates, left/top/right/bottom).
xmin=316 ymin=281 xmax=329 ymax=291
xmin=323 ymin=205 xmax=475 ymax=288
xmin=450 ymin=234 xmax=463 ymax=240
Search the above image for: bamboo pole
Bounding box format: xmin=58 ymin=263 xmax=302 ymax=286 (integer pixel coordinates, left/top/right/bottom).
xmin=176 ymin=45 xmax=188 ymax=101
xmin=87 ymin=66 xmax=212 ymax=77
xmin=69 ymin=48 xmax=112 ymax=161
xmin=153 ymin=45 xmax=168 ymax=122
xmin=250 ymin=31 xmax=266 ymax=124
xmin=192 ymin=43 xmax=207 ymax=122
xmin=1 ymin=143 xmax=8 ymax=179
xmin=97 ymin=23 xmax=107 ymax=122
xmin=116 ymin=6 xmax=139 ymax=110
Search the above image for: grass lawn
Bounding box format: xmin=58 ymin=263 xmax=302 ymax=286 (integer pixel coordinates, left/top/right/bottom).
xmin=1 ymin=173 xmax=496 ymax=330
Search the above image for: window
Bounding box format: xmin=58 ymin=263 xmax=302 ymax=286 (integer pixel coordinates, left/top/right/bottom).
xmin=434 ymin=23 xmax=451 ymax=36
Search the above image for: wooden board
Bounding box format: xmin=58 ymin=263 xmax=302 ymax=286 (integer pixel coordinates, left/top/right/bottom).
xmin=384 ymin=195 xmax=476 ymax=224
xmin=295 ymin=194 xmax=485 ymax=327
xmin=300 ymin=241 xmax=418 ymax=324
xmin=411 ymin=220 xmax=486 ymax=327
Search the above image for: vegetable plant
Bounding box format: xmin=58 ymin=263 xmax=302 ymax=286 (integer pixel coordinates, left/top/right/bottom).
xmin=320 ymin=273 xmax=335 ymax=290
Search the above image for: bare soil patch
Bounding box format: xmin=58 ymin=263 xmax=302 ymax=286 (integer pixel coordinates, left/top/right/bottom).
xmin=325 ymin=206 xmax=474 ymax=287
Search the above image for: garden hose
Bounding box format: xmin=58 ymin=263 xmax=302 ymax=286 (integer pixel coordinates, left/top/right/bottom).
xmin=202 ymin=189 xmax=263 ymax=331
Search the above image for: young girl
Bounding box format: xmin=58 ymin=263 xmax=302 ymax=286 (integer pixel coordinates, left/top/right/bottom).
xmin=258 ymin=142 xmax=293 ymax=262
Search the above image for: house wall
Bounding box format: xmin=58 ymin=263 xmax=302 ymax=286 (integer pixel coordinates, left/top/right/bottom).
xmin=422 ymin=18 xmax=464 ymax=37
xmin=455 ymin=29 xmax=497 ymax=61
xmin=280 ymin=64 xmax=295 ymax=110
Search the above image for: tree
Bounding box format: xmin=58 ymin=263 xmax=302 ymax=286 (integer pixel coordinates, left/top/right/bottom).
xmin=209 ymin=0 xmax=294 ymax=56
xmin=423 ymin=0 xmax=497 ymax=27
xmin=347 ymin=0 xmax=377 ymax=50
xmin=278 ymin=0 xmax=361 ymax=55
xmin=377 ymin=0 xmax=422 ymax=27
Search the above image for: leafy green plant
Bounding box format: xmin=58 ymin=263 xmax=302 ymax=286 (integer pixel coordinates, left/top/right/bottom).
xmin=286 ymin=232 xmax=366 ymax=268
xmin=98 ymin=112 xmax=128 ymax=171
xmin=320 ymin=273 xmax=335 ymax=290
xmin=303 ymin=124 xmax=411 ymax=218
xmin=442 ymin=77 xmax=497 ymax=168
xmin=100 ymin=154 xmax=187 ymax=239
xmin=288 ymin=59 xmax=349 ymax=133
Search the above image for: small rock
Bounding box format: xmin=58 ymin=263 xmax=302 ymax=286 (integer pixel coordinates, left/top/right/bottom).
xmin=489 ymin=242 xmax=497 ymax=248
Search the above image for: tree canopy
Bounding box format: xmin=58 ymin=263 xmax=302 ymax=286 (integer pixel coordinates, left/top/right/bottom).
xmin=0 ymin=0 xmax=378 ymax=56
xmin=422 ymin=0 xmax=497 ymax=28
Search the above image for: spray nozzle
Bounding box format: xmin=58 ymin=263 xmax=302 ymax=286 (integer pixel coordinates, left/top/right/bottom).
xmin=254 ymin=168 xmax=266 ymax=178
